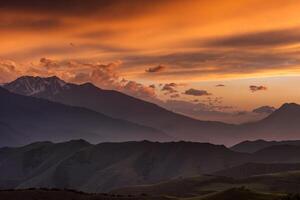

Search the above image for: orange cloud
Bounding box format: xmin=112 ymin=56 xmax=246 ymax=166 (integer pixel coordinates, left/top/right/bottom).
xmin=184 ymin=89 xmax=212 ymax=96
xmin=145 ymin=65 xmax=166 ymax=73
xmin=249 ymin=85 xmax=268 ymax=92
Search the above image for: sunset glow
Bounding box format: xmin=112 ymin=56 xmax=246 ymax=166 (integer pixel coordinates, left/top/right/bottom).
xmin=1 ymin=0 xmax=300 ymax=122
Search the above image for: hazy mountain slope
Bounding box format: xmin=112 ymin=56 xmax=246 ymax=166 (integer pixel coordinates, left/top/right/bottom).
xmin=251 ymin=145 xmax=300 ymax=163
xmin=0 ymin=140 xmax=248 ymax=192
xmin=0 ymin=122 xmax=24 ymax=147
xmin=231 ymin=139 xmax=300 ymax=153
xmin=0 ymin=87 xmax=169 ymax=147
xmin=237 ymin=103 xmax=300 ymax=142
xmin=4 ymin=76 xmax=235 ymax=144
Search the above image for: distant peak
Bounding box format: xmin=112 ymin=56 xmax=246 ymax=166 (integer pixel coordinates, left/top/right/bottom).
xmin=280 ymin=103 xmax=300 ymax=109
xmin=276 ymin=103 xmax=300 ymax=113
xmin=263 ymin=102 xmax=300 ymax=122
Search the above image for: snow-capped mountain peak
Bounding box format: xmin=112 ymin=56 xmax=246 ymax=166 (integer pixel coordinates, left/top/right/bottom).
xmin=4 ymin=76 xmax=69 ymax=96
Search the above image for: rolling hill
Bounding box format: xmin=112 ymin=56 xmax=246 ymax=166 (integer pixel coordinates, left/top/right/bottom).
xmin=3 ymin=140 xmax=300 ymax=193
xmin=0 ymin=140 xmax=248 ymax=192
xmin=113 ymin=170 xmax=300 ymax=198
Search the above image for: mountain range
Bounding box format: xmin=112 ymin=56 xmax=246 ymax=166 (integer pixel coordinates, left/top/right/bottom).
xmin=3 ymin=76 xmax=300 ymax=146
xmin=2 ymin=140 xmax=300 ymax=193
xmin=3 ymin=76 xmax=235 ymax=144
xmin=0 ymin=140 xmax=247 ymax=192
xmin=0 ymin=86 xmax=169 ymax=147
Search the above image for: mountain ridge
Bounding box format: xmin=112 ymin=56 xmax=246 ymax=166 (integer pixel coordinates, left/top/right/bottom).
xmin=0 ymin=86 xmax=170 ymax=147
xmin=2 ymin=140 xmax=300 ymax=192
xmin=4 ymin=76 xmax=236 ymax=144
xmin=4 ymin=76 xmax=300 ymax=145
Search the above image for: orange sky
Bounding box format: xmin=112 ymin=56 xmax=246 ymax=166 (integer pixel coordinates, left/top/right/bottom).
xmin=1 ymin=0 xmax=300 ymax=118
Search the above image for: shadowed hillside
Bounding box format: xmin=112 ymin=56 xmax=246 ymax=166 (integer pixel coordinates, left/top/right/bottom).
xmin=2 ymin=140 xmax=300 ymax=193
xmin=0 ymin=140 xmax=247 ymax=192
xmin=0 ymin=87 xmax=169 ymax=147
xmin=3 ymin=76 xmax=236 ymax=145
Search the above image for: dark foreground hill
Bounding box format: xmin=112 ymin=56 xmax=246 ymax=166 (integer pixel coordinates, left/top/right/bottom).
xmin=0 ymin=87 xmax=168 ymax=147
xmin=0 ymin=140 xmax=247 ymax=192
xmin=3 ymin=140 xmax=300 ymax=193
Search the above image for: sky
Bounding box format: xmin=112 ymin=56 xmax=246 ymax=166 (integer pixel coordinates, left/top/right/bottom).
xmin=1 ymin=0 xmax=300 ymax=123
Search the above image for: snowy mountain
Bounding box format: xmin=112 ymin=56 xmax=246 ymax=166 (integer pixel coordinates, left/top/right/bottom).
xmin=4 ymin=76 xmax=69 ymax=96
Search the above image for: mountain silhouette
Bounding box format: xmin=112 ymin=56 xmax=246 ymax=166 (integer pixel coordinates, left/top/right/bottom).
xmin=0 ymin=87 xmax=169 ymax=147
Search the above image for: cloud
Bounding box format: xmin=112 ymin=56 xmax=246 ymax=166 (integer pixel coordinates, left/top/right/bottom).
xmin=40 ymin=58 xmax=60 ymax=69
xmin=149 ymin=84 xmax=156 ymax=89
xmin=161 ymin=83 xmax=178 ymax=94
xmin=4 ymin=58 xmax=158 ymax=102
xmin=249 ymin=85 xmax=267 ymax=92
xmin=252 ymin=106 xmax=276 ymax=114
xmin=0 ymin=17 xmax=62 ymax=31
xmin=70 ymin=72 xmax=90 ymax=83
xmin=216 ymin=84 xmax=225 ymax=87
xmin=0 ymin=0 xmax=174 ymax=19
xmin=0 ymin=59 xmax=20 ymax=83
xmin=123 ymin=81 xmax=156 ymax=100
xmin=123 ymin=47 xmax=300 ymax=81
xmin=184 ymin=88 xmax=211 ymax=96
xmin=200 ymin=27 xmax=300 ymax=48
xmin=145 ymin=65 xmax=166 ymax=73
xmin=160 ymin=99 xmax=260 ymax=124
xmin=88 ymin=61 xmax=122 ymax=89
xmin=170 ymin=94 xmax=180 ymax=98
